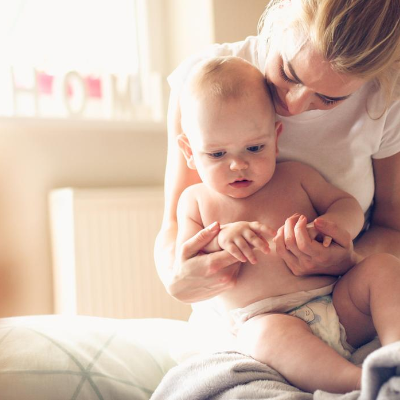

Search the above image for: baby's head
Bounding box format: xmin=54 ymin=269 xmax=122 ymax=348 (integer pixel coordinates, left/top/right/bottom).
xmin=178 ymin=56 xmax=282 ymax=198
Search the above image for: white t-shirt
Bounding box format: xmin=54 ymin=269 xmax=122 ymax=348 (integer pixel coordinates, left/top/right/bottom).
xmin=168 ymin=36 xmax=400 ymax=214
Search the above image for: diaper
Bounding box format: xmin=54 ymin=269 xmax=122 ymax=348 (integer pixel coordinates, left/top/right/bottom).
xmin=230 ymin=283 xmax=354 ymax=359
xmin=230 ymin=282 xmax=336 ymax=327
xmin=288 ymin=295 xmax=355 ymax=359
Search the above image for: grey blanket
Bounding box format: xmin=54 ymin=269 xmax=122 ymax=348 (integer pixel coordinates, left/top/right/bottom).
xmin=151 ymin=339 xmax=400 ymax=400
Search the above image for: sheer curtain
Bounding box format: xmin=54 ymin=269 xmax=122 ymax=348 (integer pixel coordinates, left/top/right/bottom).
xmin=0 ymin=0 xmax=163 ymax=121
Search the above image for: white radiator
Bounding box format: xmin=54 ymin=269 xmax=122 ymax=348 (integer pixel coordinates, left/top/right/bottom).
xmin=49 ymin=187 xmax=191 ymax=320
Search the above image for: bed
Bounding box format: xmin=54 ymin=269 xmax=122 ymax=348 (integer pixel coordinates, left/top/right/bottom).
xmin=0 ymin=314 xmax=398 ymax=399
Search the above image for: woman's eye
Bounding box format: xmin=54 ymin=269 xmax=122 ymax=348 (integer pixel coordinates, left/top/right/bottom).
xmin=208 ymin=151 xmax=226 ymax=159
xmin=279 ymin=65 xmax=296 ymax=84
xmin=247 ymin=145 xmax=264 ymax=153
xmin=318 ymin=95 xmax=339 ymax=106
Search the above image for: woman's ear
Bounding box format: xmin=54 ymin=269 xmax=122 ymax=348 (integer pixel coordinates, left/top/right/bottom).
xmin=275 ymin=121 xmax=283 ymax=154
xmin=177 ymin=134 xmax=197 ymax=170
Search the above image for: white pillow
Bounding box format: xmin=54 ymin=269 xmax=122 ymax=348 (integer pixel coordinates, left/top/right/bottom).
xmin=0 ymin=315 xmax=189 ymax=400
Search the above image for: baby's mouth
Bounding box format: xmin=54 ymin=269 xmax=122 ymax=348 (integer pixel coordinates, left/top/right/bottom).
xmin=229 ymin=179 xmax=252 ymax=188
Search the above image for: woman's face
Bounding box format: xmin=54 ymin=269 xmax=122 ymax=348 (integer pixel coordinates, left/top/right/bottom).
xmin=264 ymin=38 xmax=366 ymax=116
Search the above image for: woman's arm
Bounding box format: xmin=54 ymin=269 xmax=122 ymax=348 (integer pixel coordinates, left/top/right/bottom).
xmin=154 ymin=87 xmax=239 ymax=303
xmin=355 ymin=152 xmax=400 ymax=258
xmin=274 ymin=153 xmax=400 ymax=276
xmin=274 ymin=164 xmax=364 ymax=276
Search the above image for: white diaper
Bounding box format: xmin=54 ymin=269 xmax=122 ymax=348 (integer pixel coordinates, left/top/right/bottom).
xmin=230 ymin=283 xmax=336 ymax=327
xmin=230 ymin=283 xmax=354 ymax=359
xmin=288 ymin=295 xmax=354 ymax=359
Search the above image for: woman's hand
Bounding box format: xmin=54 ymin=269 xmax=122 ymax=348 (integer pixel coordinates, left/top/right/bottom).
xmin=273 ymin=214 xmax=360 ymax=276
xmin=169 ymin=222 xmax=241 ymax=303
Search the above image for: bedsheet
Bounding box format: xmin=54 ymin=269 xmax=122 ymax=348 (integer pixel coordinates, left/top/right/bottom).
xmin=151 ymin=338 xmax=400 ymax=400
xmin=0 ymin=315 xmax=188 ymax=400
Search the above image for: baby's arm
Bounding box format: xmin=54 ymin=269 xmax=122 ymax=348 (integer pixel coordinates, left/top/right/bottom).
xmin=301 ymin=165 xmax=365 ymax=241
xmin=176 ymin=186 xmax=211 ymax=253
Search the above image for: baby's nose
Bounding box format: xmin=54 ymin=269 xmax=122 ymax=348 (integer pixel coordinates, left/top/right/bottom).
xmin=230 ymin=158 xmax=248 ymax=171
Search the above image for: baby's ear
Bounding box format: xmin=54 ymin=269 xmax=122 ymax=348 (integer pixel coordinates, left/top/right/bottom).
xmin=177 ymin=134 xmax=196 ymax=170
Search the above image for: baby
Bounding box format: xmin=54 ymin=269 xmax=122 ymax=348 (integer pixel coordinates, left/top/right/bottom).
xmin=175 ymin=56 xmax=397 ymax=393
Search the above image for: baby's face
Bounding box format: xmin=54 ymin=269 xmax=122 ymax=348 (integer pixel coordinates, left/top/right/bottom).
xmin=188 ymin=91 xmax=280 ymax=199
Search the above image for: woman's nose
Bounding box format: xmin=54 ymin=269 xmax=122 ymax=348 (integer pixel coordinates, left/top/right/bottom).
xmin=230 ymin=157 xmax=248 ymax=171
xmin=285 ymin=87 xmax=316 ymax=115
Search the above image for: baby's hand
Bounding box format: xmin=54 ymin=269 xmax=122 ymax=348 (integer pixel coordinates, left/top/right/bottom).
xmin=218 ymin=221 xmax=276 ymax=264
xmin=307 ymin=221 xmax=332 ymax=247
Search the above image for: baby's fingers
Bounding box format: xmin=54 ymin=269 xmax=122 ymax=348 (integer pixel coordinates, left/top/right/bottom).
xmin=232 ymin=237 xmax=258 ymax=264
xmin=243 ymin=230 xmax=270 ymax=254
xmin=249 ymin=221 xmax=276 ymax=238
xmin=224 ymin=241 xmax=249 ymax=264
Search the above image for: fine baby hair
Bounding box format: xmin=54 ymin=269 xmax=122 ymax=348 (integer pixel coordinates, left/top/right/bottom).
xmin=181 ymin=56 xmax=271 ymax=103
xmin=180 ymin=56 xmax=275 ymax=139
xmin=180 ymin=56 xmax=275 ymax=141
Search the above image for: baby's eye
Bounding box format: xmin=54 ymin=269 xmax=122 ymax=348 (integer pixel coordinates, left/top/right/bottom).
xmin=247 ymin=145 xmax=264 ymax=153
xmin=207 ymin=151 xmax=226 ymax=159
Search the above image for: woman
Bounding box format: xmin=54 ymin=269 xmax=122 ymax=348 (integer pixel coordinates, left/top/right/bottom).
xmin=155 ymin=0 xmax=400 ymax=317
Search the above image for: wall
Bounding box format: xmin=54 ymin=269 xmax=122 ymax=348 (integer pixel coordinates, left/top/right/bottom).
xmin=0 ymin=0 xmax=268 ymax=318
xmin=0 ymin=120 xmax=167 ymax=317
xmin=212 ymin=0 xmax=267 ymax=43
xmin=165 ymin=0 xmax=267 ymax=72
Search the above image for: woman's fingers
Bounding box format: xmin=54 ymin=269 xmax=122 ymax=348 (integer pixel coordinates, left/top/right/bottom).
xmin=274 ymin=226 xmax=309 ymax=274
xmin=206 ymin=262 xmax=241 ymax=290
xmin=180 ymin=221 xmax=221 ymax=258
xmin=201 ymin=248 xmax=241 ymax=275
xmin=323 ymin=236 xmax=333 ymax=247
xmin=293 ymin=215 xmax=315 ymax=255
xmin=283 ymin=214 xmax=307 ymax=258
xmin=275 ymin=225 xmax=297 ymax=260
xmin=314 ymin=218 xmax=351 ymax=248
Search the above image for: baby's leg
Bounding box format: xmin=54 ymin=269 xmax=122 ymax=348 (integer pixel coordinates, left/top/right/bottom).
xmin=333 ymin=253 xmax=400 ymax=347
xmin=236 ymin=313 xmax=361 ymax=393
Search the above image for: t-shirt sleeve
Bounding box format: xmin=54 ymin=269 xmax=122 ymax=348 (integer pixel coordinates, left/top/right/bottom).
xmin=167 ymin=37 xmax=262 ymax=93
xmin=373 ymin=98 xmax=400 ymax=159
xmin=167 ymin=50 xmax=214 ymax=93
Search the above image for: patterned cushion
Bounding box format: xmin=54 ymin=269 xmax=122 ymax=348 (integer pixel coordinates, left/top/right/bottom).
xmin=0 ymin=315 xmax=188 ymax=400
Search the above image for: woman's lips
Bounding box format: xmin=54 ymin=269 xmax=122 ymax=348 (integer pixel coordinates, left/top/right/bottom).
xmin=229 ymin=180 xmax=252 ymax=188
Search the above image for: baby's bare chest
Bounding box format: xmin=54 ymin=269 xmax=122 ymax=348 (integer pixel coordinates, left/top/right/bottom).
xmin=199 ymin=182 xmax=317 ymax=230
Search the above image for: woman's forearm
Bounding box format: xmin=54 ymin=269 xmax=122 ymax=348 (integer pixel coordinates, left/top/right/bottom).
xmin=154 ymin=224 xmax=177 ymax=290
xmin=363 ymin=155 xmax=400 ymax=259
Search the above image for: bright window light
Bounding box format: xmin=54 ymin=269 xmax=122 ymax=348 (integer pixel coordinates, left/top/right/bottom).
xmin=0 ymin=0 xmax=163 ymax=121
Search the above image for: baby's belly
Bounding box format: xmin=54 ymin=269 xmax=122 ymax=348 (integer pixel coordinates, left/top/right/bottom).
xmin=219 ymin=250 xmax=337 ymax=311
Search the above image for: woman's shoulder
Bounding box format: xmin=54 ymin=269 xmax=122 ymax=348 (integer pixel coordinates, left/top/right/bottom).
xmin=362 ymin=80 xmax=400 ymax=119
xmin=168 ymin=36 xmax=264 ymax=91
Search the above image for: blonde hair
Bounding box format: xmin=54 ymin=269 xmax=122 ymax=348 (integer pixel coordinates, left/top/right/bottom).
xmin=258 ymin=0 xmax=400 ymax=108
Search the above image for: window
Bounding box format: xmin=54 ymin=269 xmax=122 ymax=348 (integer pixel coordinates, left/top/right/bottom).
xmin=0 ymin=0 xmax=164 ymax=122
